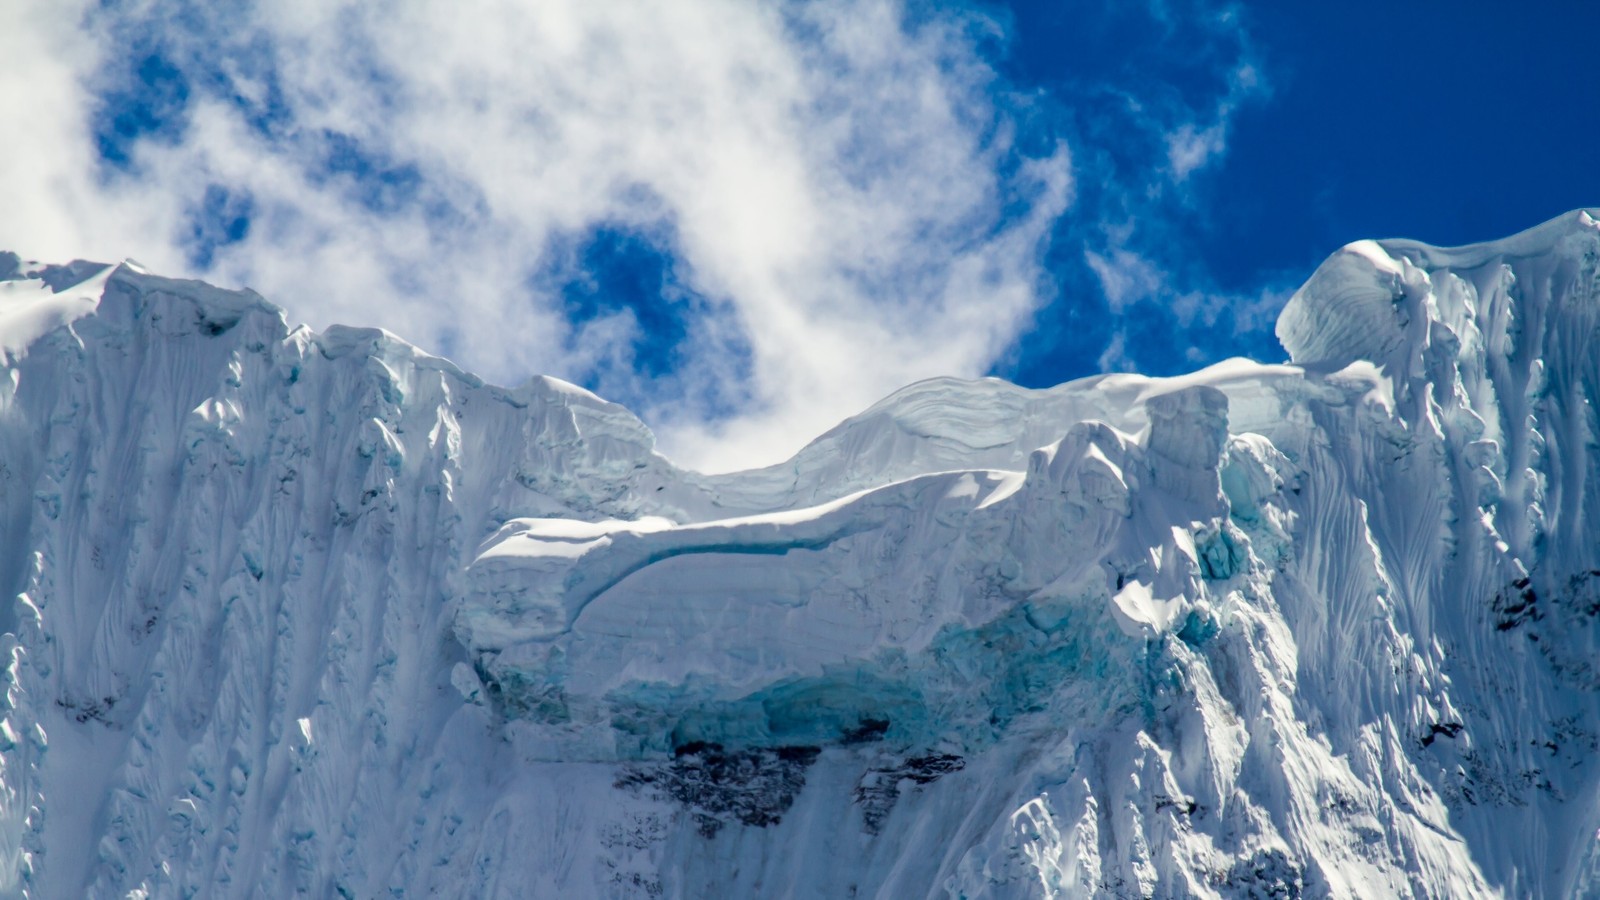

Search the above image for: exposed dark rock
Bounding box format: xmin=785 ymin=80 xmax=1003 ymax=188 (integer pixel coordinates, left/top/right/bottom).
xmin=1217 ymin=848 xmax=1303 ymax=899
xmin=616 ymin=743 xmax=821 ymax=838
xmin=57 ymin=694 xmax=119 ymax=726
xmin=1419 ymin=721 xmax=1463 ymax=748
xmin=854 ymin=753 xmax=965 ymax=834
xmin=1154 ymin=793 xmax=1198 ymax=817
xmin=1492 ymin=577 xmax=1540 ymax=631
xmin=840 ymin=718 xmax=890 ymax=745
xmin=1493 ymin=570 xmax=1600 ymax=689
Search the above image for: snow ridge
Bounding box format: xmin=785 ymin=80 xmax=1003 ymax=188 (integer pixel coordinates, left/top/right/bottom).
xmin=0 ymin=211 xmax=1596 ymax=897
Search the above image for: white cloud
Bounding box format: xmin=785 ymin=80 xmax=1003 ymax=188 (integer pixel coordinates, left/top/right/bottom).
xmin=1084 ymin=235 xmax=1295 ymax=371
xmin=0 ymin=0 xmax=1071 ymax=473
xmin=1059 ymin=4 xmax=1278 ymax=374
xmin=1162 ymin=59 xmax=1266 ymax=185
xmin=1165 ymin=120 xmax=1227 ymax=182
xmin=1095 ymin=331 xmax=1132 ymax=373
xmin=1085 ymin=246 xmax=1161 ymax=312
xmin=0 ymin=0 xmax=182 ymax=269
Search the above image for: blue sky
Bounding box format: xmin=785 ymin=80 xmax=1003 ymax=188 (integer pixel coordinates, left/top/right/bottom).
xmin=2 ymin=0 xmax=1597 ymax=470
xmin=989 ymin=0 xmax=1600 ymax=384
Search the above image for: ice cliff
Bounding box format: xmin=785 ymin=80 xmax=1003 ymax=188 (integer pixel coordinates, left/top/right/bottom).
xmin=0 ymin=211 xmax=1598 ymax=897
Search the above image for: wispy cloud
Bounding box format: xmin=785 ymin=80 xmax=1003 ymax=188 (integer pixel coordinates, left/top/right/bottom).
xmin=2 ymin=0 xmax=1069 ymax=472
xmin=997 ymin=0 xmax=1283 ymax=384
xmin=1165 ymin=60 xmax=1262 ymax=183
xmin=4 ymin=0 xmax=1288 ymax=472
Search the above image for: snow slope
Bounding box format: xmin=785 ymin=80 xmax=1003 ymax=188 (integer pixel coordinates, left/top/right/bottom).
xmin=0 ymin=211 xmax=1598 ymax=897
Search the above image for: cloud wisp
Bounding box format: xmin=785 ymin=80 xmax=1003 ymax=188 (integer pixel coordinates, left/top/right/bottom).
xmin=985 ymin=0 xmax=1289 ymax=382
xmin=3 ymin=0 xmax=1296 ymax=471
xmin=2 ymin=0 xmax=1070 ymax=472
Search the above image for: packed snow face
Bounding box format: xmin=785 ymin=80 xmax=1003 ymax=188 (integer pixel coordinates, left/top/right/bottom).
xmin=0 ymin=211 xmax=1598 ymax=898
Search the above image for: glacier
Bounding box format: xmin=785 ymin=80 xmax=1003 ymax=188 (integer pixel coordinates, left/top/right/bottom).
xmin=0 ymin=210 xmax=1598 ymax=897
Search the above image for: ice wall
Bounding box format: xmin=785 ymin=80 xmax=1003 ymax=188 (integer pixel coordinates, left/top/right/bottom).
xmin=0 ymin=211 xmax=1595 ymax=897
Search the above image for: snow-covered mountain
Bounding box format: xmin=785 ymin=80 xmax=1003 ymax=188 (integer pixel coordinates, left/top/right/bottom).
xmin=0 ymin=210 xmax=1598 ymax=898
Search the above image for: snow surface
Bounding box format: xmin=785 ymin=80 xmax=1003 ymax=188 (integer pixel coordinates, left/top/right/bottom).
xmin=1 ymin=210 xmax=1599 ymax=897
